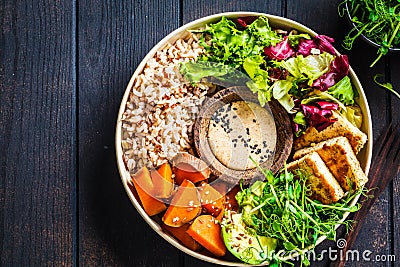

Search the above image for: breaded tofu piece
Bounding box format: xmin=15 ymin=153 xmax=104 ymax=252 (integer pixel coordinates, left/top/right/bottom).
xmin=287 ymin=152 xmax=344 ymax=204
xmin=293 ymin=137 xmax=368 ymax=191
xmin=293 ymin=111 xmax=367 ymax=154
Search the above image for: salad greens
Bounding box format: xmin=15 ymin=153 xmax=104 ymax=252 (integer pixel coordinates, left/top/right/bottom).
xmin=234 ymin=165 xmax=363 ymax=266
xmin=181 ymin=15 xmax=361 ymax=135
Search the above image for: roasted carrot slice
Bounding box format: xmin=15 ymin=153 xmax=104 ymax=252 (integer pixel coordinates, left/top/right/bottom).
xmin=162 ymin=223 xmax=202 ymax=251
xmin=186 ymin=215 xmax=226 ymax=257
xmin=172 ymin=153 xmax=211 ymax=185
xmin=151 ymin=162 xmax=174 ymax=198
xmin=224 ymin=185 xmax=240 ymax=212
xmin=131 ymin=166 xmax=167 ymax=216
xmin=199 ymin=183 xmax=225 ymax=217
xmin=162 ymin=179 xmax=201 ymax=227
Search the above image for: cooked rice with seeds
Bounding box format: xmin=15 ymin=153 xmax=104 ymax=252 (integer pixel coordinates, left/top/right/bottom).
xmin=121 ymin=33 xmax=211 ymax=172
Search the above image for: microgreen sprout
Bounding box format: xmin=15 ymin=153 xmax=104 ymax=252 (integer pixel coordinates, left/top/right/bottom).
xmin=235 ymin=163 xmax=364 ymax=266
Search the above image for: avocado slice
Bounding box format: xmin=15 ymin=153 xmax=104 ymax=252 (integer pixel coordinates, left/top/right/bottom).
xmin=221 ymin=212 xmax=277 ymax=265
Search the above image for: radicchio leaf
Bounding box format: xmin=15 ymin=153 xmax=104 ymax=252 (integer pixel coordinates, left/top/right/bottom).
xmin=315 ymin=35 xmax=336 ymax=55
xmin=330 ymin=55 xmax=349 ymax=79
xmin=297 ymin=39 xmax=318 ymax=56
xmin=315 ymin=101 xmax=339 ymax=110
xmin=264 ymin=37 xmax=294 ymax=61
xmin=237 ymin=16 xmax=259 ymax=27
xmin=312 ymin=72 xmax=337 ymax=91
xmin=312 ymin=55 xmax=350 ymax=91
xmin=300 ymin=103 xmax=338 ymax=131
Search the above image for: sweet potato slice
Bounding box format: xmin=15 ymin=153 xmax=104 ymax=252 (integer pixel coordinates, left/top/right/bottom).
xmin=186 ymin=215 xmax=226 ymax=257
xmin=162 ymin=179 xmax=201 ymax=227
xmin=212 ymin=183 xmax=240 ymax=212
xmin=172 ymin=153 xmax=211 ymax=185
xmin=151 ymin=163 xmax=174 ymax=198
xmin=131 ymin=166 xmax=167 ymax=216
xmin=224 ymin=185 xmax=240 ymax=212
xmin=162 ymin=223 xmax=202 ymax=251
xmin=199 ymin=183 xmax=225 ymax=217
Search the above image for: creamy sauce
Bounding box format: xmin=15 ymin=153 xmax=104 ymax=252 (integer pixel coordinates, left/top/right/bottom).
xmin=207 ymin=101 xmax=276 ymax=171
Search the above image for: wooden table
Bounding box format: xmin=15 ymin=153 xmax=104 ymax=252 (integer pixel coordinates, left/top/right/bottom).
xmin=1 ymin=0 xmax=399 ymax=266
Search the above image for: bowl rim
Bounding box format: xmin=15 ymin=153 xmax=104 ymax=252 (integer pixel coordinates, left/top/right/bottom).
xmin=115 ymin=11 xmax=373 ymax=266
xmin=344 ymin=1 xmax=400 ymax=52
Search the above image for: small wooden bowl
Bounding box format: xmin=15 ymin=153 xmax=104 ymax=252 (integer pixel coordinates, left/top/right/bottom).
xmin=193 ymin=86 xmax=293 ymax=185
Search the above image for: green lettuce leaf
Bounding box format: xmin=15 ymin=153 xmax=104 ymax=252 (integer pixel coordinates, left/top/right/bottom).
xmin=279 ymin=52 xmax=335 ymax=85
xmin=327 ymin=76 xmax=355 ymax=105
xmin=196 ymin=16 xmax=283 ymax=69
xmin=246 ymin=16 xmax=282 ymax=47
xmin=271 ymin=79 xmax=296 ymax=113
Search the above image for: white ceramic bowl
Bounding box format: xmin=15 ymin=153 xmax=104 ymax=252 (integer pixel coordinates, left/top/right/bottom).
xmin=115 ymin=12 xmax=373 ymax=266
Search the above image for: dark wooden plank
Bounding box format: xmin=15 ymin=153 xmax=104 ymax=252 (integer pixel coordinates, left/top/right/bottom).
xmin=77 ymin=0 xmax=182 ymax=266
xmin=182 ymin=0 xmax=283 ymax=24
xmin=0 ymin=0 xmax=75 ymax=266
xmin=181 ymin=1 xmax=283 ymax=266
xmin=390 ymin=52 xmax=400 ymax=266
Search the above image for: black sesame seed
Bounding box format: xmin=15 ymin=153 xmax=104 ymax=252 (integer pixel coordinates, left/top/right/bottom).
xmin=238 ymin=135 xmax=242 ymax=138
xmin=233 ymin=115 xmax=237 ymax=119
xmin=246 ymin=128 xmax=250 ymax=135
xmin=257 ymin=148 xmax=261 ymax=154
xmin=233 ymin=107 xmax=237 ymax=110
xmin=253 ymin=119 xmax=256 ymax=123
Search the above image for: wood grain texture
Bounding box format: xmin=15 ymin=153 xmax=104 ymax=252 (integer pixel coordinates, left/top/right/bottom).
xmin=77 ymin=0 xmax=182 ymax=266
xmin=390 ymin=53 xmax=400 ymax=267
xmin=182 ymin=0 xmax=283 ymax=24
xmin=0 ymin=0 xmax=75 ymax=266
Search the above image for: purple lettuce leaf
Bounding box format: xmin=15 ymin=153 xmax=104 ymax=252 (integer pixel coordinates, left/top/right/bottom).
xmin=264 ymin=37 xmax=295 ymax=61
xmin=237 ymin=16 xmax=259 ymax=27
xmin=312 ymin=55 xmax=350 ymax=91
xmin=315 ymin=35 xmax=336 ymax=55
xmin=297 ymin=39 xmax=318 ymax=56
xmin=300 ymin=103 xmax=338 ymax=131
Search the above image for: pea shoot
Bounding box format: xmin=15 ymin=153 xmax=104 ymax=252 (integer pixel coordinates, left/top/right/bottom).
xmin=236 ymin=164 xmax=364 ymax=266
xmin=340 ymin=0 xmax=400 ymax=67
